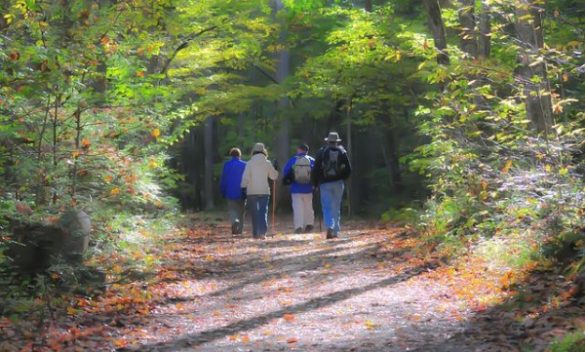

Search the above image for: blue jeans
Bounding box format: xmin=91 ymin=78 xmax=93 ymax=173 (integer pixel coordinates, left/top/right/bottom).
xmin=247 ymin=195 xmax=269 ymax=237
xmin=320 ymin=180 xmax=345 ymax=234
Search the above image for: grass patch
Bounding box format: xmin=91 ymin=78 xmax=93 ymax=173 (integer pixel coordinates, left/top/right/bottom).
xmin=549 ymin=332 xmax=585 ymax=352
xmin=475 ymin=233 xmax=539 ymax=270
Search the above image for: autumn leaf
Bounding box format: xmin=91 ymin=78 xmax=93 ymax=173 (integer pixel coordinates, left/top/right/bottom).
xmin=562 ymin=72 xmax=570 ymax=82
xmin=151 ymin=128 xmax=161 ymax=139
xmin=81 ymin=138 xmax=91 ymax=149
xmin=110 ymin=187 xmax=121 ymax=196
xmin=283 ymin=313 xmax=295 ymax=322
xmin=148 ymin=159 xmax=158 ymax=169
xmin=501 ymin=160 xmax=513 ymax=174
xmin=286 ymin=338 xmax=298 ymax=344
xmin=9 ymin=51 xmax=20 ymax=61
xmin=364 ymin=320 xmax=378 ymax=330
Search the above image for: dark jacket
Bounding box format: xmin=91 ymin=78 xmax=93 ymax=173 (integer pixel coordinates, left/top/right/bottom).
xmin=220 ymin=157 xmax=247 ymax=200
xmin=283 ymin=152 xmax=315 ymax=194
xmin=312 ymin=145 xmax=352 ymax=185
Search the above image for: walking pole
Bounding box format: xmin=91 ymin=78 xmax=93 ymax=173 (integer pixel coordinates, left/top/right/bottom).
xmin=271 ymin=179 xmax=277 ymax=236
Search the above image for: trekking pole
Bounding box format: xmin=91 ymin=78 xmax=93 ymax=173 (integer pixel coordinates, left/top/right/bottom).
xmin=271 ymin=179 xmax=277 ymax=235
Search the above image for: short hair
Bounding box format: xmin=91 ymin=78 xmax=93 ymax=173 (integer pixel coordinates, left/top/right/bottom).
xmin=298 ymin=144 xmax=309 ymax=152
xmin=229 ymin=148 xmax=242 ymax=157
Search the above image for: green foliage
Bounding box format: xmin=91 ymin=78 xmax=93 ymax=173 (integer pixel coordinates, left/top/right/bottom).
xmin=549 ymin=332 xmax=585 ymax=352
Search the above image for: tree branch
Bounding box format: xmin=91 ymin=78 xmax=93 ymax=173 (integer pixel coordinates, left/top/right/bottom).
xmin=160 ymin=26 xmax=219 ymax=75
xmin=254 ymin=65 xmax=279 ymax=84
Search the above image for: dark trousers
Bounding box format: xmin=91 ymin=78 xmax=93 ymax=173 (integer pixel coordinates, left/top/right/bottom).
xmin=247 ymin=195 xmax=269 ymax=237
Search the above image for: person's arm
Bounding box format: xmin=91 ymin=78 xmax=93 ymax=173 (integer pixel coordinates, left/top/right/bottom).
xmin=283 ymin=157 xmax=294 ymax=176
xmin=341 ymin=151 xmax=352 ymax=179
xmin=312 ymin=150 xmax=323 ymax=186
xmin=241 ymin=164 xmax=250 ymax=189
xmin=267 ymin=160 xmax=279 ymax=180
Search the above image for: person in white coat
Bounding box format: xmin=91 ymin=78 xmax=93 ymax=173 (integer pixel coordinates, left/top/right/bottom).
xmin=241 ymin=143 xmax=279 ymax=239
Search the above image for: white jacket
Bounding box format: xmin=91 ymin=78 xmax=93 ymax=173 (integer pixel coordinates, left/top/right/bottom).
xmin=241 ymin=153 xmax=279 ymax=196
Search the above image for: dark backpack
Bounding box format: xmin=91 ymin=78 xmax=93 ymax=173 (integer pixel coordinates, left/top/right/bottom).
xmin=321 ymin=148 xmax=345 ymax=179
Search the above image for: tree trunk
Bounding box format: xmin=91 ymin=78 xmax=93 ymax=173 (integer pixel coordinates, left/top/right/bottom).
xmin=514 ymin=0 xmax=553 ymax=133
xmin=365 ymin=0 xmax=373 ymax=12
xmin=203 ymin=117 xmax=215 ymax=210
xmin=386 ymin=129 xmax=402 ymax=193
xmin=346 ymin=98 xmax=353 ymax=217
xmin=478 ymin=0 xmax=491 ymax=59
xmin=273 ymin=0 xmax=290 ymax=208
xmin=423 ymin=0 xmax=449 ymax=65
xmin=458 ymin=0 xmax=478 ymax=58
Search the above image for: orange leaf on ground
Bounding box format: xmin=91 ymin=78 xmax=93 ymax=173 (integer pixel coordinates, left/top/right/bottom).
xmin=283 ymin=313 xmax=295 ymax=322
xmin=287 ymin=338 xmax=298 ymax=344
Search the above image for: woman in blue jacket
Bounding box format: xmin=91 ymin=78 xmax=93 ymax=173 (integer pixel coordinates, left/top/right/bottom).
xmin=220 ymin=148 xmax=247 ymax=234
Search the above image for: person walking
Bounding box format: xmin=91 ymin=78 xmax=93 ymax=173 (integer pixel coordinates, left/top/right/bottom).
xmin=283 ymin=144 xmax=315 ymax=234
xmin=220 ymin=148 xmax=247 ymax=235
xmin=312 ymin=132 xmax=352 ymax=239
xmin=241 ymin=143 xmax=279 ymax=239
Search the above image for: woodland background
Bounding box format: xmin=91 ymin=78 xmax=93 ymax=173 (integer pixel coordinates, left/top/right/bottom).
xmin=1 ymin=0 xmax=585 ymax=350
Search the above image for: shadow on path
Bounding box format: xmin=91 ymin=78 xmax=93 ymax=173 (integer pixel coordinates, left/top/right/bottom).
xmin=125 ymin=264 xmax=431 ymax=351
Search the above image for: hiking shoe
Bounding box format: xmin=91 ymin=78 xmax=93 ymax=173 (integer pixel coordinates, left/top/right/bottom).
xmin=231 ymin=221 xmax=240 ymax=235
xmin=236 ymin=221 xmax=244 ymax=235
xmin=294 ymin=228 xmax=304 ymax=234
xmin=304 ymin=225 xmax=314 ymax=233
xmin=326 ymin=228 xmax=336 ymax=239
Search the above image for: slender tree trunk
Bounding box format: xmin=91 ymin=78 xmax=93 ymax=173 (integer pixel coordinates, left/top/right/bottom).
xmin=514 ymin=0 xmax=553 ymax=133
xmin=274 ymin=0 xmax=290 ymax=164
xmin=365 ymin=0 xmax=373 ymax=12
xmin=386 ymin=129 xmax=402 ymax=193
xmin=203 ymin=117 xmax=215 ymax=210
xmin=478 ymin=0 xmax=491 ymax=59
xmin=237 ymin=112 xmax=245 ymax=145
xmin=423 ymin=0 xmax=449 ymax=65
xmin=51 ymin=94 xmax=61 ymax=205
xmin=273 ymin=0 xmax=291 ymax=208
xmin=71 ymin=108 xmax=82 ymax=203
xmin=458 ymin=0 xmax=478 ymax=58
xmin=346 ymin=98 xmax=353 ymax=217
xmin=35 ymin=96 xmax=52 ymax=205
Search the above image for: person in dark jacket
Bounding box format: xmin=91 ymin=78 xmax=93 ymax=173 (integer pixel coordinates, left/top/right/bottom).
xmin=220 ymin=148 xmax=247 ymax=234
xmin=312 ymin=132 xmax=352 ymax=239
xmin=283 ymin=144 xmax=315 ymax=234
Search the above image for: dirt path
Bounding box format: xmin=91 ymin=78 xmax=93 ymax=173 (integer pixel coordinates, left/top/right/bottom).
xmin=115 ymin=222 xmax=472 ymax=352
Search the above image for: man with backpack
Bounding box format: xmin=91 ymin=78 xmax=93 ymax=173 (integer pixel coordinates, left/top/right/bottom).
xmin=283 ymin=144 xmax=315 ymax=234
xmin=312 ymin=132 xmax=352 ymax=239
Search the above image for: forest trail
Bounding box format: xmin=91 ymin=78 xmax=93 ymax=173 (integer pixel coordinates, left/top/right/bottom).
xmin=113 ymin=221 xmax=472 ymax=352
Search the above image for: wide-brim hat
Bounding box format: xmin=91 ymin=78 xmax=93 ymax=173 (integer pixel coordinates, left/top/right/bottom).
xmin=324 ymin=132 xmax=342 ymax=143
xmin=252 ymin=142 xmax=267 ymax=155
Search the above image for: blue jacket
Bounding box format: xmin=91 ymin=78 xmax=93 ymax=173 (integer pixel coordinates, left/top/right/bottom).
xmin=284 ymin=153 xmax=315 ymax=194
xmin=220 ymin=157 xmax=247 ymax=200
